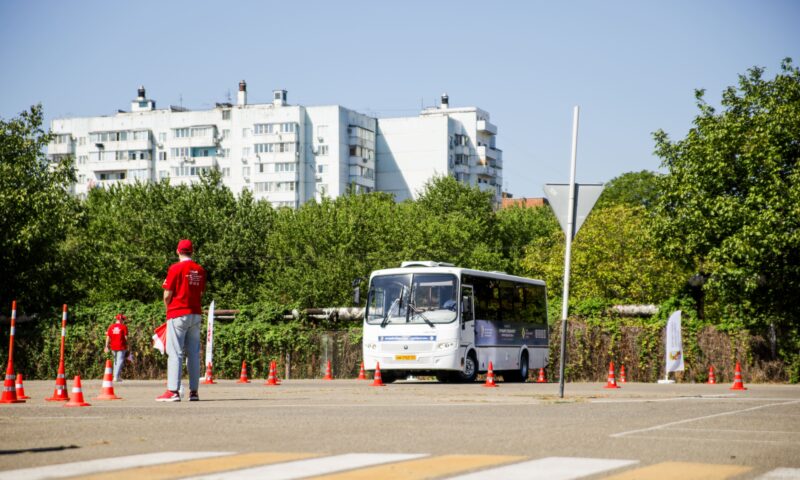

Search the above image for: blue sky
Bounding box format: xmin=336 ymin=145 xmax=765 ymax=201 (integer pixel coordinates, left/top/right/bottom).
xmin=1 ymin=1 xmax=797 ymax=198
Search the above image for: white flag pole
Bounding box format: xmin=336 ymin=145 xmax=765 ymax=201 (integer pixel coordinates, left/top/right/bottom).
xmin=205 ymin=300 xmax=215 ymax=368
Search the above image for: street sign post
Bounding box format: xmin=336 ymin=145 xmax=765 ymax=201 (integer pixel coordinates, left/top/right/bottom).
xmin=544 ymin=106 xmax=604 ymax=398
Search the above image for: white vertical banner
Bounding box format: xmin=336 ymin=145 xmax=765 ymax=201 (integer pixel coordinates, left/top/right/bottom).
xmin=205 ymin=300 xmax=215 ymax=367
xmin=666 ymin=310 xmax=684 ymax=373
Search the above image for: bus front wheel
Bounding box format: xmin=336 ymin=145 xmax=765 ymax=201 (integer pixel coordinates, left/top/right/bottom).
xmin=456 ymin=351 xmax=478 ymax=383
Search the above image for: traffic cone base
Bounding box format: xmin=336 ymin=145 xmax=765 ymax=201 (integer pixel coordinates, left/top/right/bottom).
xmin=96 ymin=360 xmax=121 ymax=400
xmin=202 ymin=363 xmax=217 ymax=384
xmin=357 ymin=361 xmax=367 ymax=380
xmin=46 ymin=366 xmax=69 ymax=401
xmin=730 ymin=362 xmax=747 ymax=391
xmin=0 ymin=372 xmax=23 ymax=403
xmin=484 ymin=361 xmax=498 ymax=388
xmin=237 ymin=361 xmax=250 ymax=383
xmin=15 ymin=373 xmax=31 ymax=400
xmin=604 ymin=361 xmax=621 ymax=389
xmin=536 ymin=368 xmax=546 ymax=383
xmin=323 ymin=360 xmax=333 ymax=380
xmin=64 ymin=376 xmax=90 ymax=407
xmin=371 ymin=363 xmax=385 ymax=387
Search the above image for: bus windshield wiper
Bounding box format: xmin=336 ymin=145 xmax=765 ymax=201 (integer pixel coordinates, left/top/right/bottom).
xmin=409 ymin=304 xmax=434 ymax=328
xmin=382 ymin=293 xmax=403 ymax=328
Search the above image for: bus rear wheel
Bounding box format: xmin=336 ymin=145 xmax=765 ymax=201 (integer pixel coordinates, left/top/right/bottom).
xmin=504 ymin=351 xmax=529 ymax=383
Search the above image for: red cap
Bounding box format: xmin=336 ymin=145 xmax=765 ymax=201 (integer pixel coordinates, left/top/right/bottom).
xmin=177 ymin=239 xmax=193 ymax=253
xmin=115 ymin=313 xmax=127 ymax=321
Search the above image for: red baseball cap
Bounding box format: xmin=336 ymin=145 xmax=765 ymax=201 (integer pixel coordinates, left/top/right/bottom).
xmin=177 ymin=239 xmax=193 ymax=253
xmin=115 ymin=313 xmax=127 ymax=321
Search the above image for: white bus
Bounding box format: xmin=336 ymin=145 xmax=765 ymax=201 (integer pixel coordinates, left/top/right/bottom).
xmin=362 ymin=261 xmax=549 ymax=383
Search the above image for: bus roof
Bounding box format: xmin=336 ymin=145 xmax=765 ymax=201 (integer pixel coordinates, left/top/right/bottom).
xmin=369 ymin=262 xmax=546 ymax=286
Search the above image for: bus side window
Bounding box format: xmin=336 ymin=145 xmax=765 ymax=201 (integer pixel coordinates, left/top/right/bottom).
xmin=461 ymin=295 xmax=473 ymax=317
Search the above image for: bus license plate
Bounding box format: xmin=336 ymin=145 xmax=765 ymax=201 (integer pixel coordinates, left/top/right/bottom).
xmin=395 ymin=354 xmax=417 ymax=361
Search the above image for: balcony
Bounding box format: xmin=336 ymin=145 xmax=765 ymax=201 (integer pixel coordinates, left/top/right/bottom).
xmin=349 ymin=155 xmax=373 ymax=166
xmin=477 ymin=145 xmax=503 ymax=163
xmin=477 ymin=120 xmax=497 ymax=135
xmin=470 ymin=164 xmax=496 ymax=176
xmin=48 ymin=141 xmax=75 ymax=156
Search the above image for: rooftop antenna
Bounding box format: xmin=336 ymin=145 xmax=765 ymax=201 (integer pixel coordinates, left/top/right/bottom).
xmin=179 ymin=94 xmax=183 ymax=109
xmin=226 ymin=89 xmax=232 ymax=103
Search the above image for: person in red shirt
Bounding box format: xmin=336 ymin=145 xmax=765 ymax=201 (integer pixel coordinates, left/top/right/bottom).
xmin=104 ymin=313 xmax=129 ymax=382
xmin=156 ymin=239 xmax=206 ymax=402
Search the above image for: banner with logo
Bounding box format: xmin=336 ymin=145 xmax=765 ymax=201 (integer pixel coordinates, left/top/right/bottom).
xmin=665 ymin=310 xmax=684 ymax=372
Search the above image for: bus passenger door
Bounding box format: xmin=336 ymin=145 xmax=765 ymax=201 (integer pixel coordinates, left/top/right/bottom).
xmin=460 ymin=285 xmax=475 ymax=347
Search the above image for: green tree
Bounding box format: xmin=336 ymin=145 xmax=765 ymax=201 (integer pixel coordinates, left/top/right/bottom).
xmin=522 ymin=205 xmax=686 ymax=306
xmin=0 ymin=105 xmax=81 ymax=308
xmin=494 ymin=204 xmax=560 ymax=275
xmin=651 ymin=59 xmax=800 ymax=333
xmin=595 ymin=170 xmax=662 ymax=210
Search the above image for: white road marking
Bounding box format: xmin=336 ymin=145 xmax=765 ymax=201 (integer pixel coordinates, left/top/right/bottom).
xmin=610 ymin=399 xmax=800 ymax=438
xmin=612 ymin=434 xmax=800 ymax=445
xmin=0 ymin=451 xmax=231 ymax=480
xmin=756 ymin=468 xmax=800 ymax=479
xmin=184 ymin=453 xmax=427 ymax=480
xmin=449 ymin=457 xmax=637 ymax=480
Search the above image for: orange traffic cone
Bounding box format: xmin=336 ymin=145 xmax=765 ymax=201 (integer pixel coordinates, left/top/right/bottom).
xmin=46 ymin=361 xmax=69 ymax=401
xmin=730 ymin=362 xmax=747 ymax=391
xmin=1 ymin=301 xmax=23 ymax=404
xmin=707 ymin=366 xmax=716 ymax=384
xmin=15 ymin=373 xmax=30 ymax=400
xmin=0 ymin=369 xmax=23 ymax=404
xmin=265 ymin=361 xmax=280 ymax=386
xmin=95 ymin=360 xmax=121 ymax=400
xmin=371 ymin=362 xmax=385 ymax=387
xmin=604 ymin=361 xmax=621 ymax=389
xmin=202 ymin=362 xmax=216 ymax=384
xmin=323 ymin=360 xmax=333 ymax=380
xmin=619 ymin=364 xmax=627 ymax=383
xmin=357 ymin=361 xmax=367 ymax=380
xmin=64 ymin=376 xmax=90 ymax=407
xmin=536 ymin=368 xmax=546 ymax=383
xmin=484 ymin=361 xmax=498 ymax=388
xmin=236 ymin=361 xmax=250 ymax=383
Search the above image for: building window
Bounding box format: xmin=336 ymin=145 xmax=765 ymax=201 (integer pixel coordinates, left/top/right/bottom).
xmin=221 ymin=167 xmax=230 ymax=177
xmin=159 ymin=151 xmax=167 ymax=161
xmin=242 ymin=147 xmax=251 ymax=157
xmin=316 ymin=183 xmax=328 ymax=195
xmin=242 ymin=128 xmax=250 ymax=138
xmin=173 ymin=128 xmax=190 ymax=138
xmin=158 ymin=132 xmax=167 ymax=143
xmin=253 ymin=124 xmax=275 ymax=135
xmin=275 ymin=162 xmax=296 ymax=172
xmin=78 ymin=155 xmax=88 ymax=165
xmin=159 ymin=170 xmax=169 ymax=180
xmin=280 ymin=122 xmax=296 ymax=133
xmin=317 ymin=164 xmax=327 ymax=174
xmin=190 ymin=126 xmax=212 ymax=137
xmin=242 ymin=166 xmax=250 ymax=178
xmin=222 ymin=129 xmax=230 ymax=139
xmin=78 ymin=137 xmax=86 ymax=146
xmin=222 ymin=110 xmax=231 ymax=120
xmin=171 ymin=147 xmax=190 ymax=158
xmin=317 ymin=145 xmax=329 ymax=156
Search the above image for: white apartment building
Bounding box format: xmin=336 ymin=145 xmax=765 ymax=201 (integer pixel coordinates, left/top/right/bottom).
xmin=48 ymin=84 xmax=502 ymax=207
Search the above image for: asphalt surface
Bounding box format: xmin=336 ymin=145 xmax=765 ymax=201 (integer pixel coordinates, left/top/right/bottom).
xmin=1 ymin=378 xmax=798 ymax=478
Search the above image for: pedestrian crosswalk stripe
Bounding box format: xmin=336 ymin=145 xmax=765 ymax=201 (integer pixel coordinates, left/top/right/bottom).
xmin=756 ymin=468 xmax=800 ymax=480
xmin=307 ymin=454 xmax=524 ymax=480
xmin=184 ymin=453 xmax=427 ymax=480
xmin=71 ymin=452 xmax=316 ymax=480
xmin=448 ymin=457 xmax=638 ymax=480
xmin=0 ymin=452 xmax=231 ymax=480
xmin=603 ymin=462 xmax=752 ymax=480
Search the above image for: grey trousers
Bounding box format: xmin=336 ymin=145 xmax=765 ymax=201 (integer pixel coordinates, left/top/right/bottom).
xmin=166 ymin=314 xmax=202 ymax=392
xmin=112 ymin=349 xmax=126 ymax=380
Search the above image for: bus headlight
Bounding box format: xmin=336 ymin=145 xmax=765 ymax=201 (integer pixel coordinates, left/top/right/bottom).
xmin=436 ymin=341 xmax=456 ymax=350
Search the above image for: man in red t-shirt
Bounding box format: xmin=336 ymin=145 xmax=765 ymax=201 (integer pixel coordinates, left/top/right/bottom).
xmin=156 ymin=239 xmax=206 ymax=402
xmin=104 ymin=313 xmax=129 ymax=382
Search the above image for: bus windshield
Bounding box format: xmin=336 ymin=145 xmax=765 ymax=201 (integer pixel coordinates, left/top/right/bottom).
xmin=366 ymin=273 xmax=458 ymax=325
